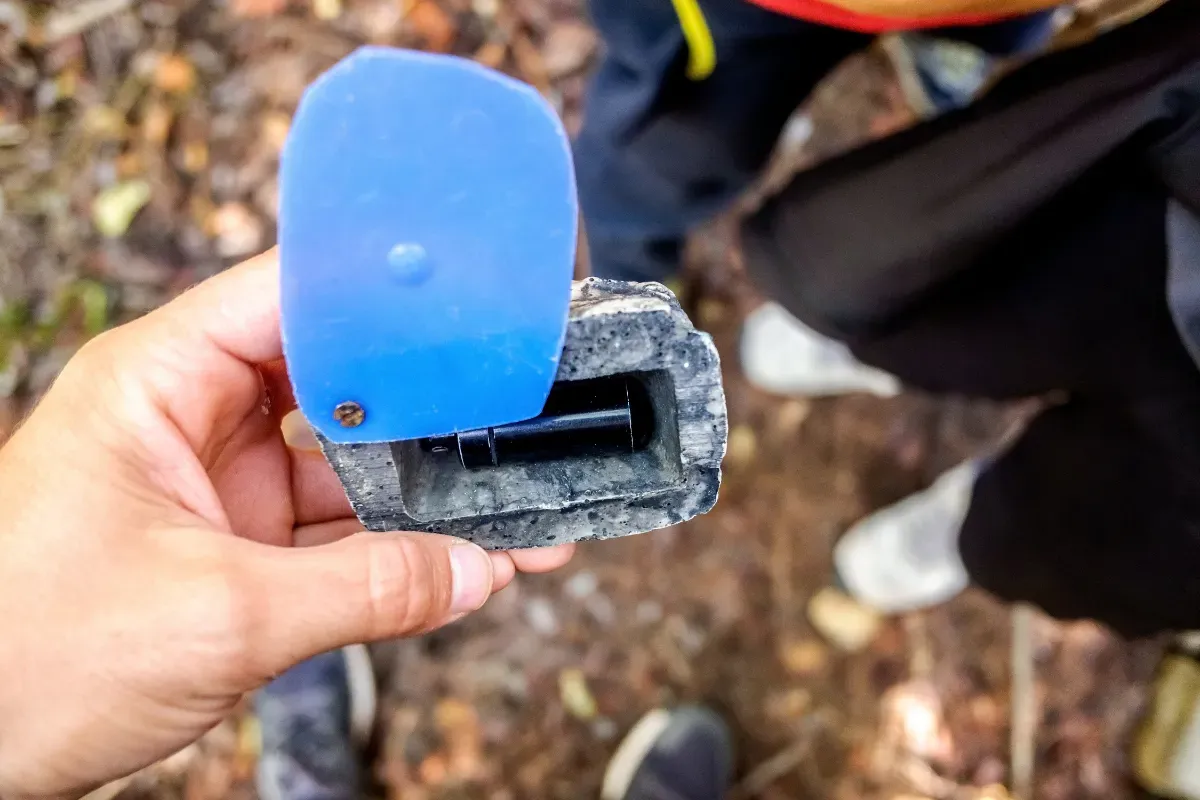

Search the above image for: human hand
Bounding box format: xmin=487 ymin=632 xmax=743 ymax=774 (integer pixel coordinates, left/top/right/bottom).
xmin=0 ymin=250 xmax=574 ymax=799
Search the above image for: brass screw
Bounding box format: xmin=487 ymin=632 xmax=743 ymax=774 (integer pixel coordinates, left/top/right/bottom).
xmin=333 ymin=401 xmax=365 ymax=428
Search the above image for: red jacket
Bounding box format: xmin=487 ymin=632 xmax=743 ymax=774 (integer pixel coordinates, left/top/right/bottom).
xmin=745 ymin=0 xmax=1038 ymax=32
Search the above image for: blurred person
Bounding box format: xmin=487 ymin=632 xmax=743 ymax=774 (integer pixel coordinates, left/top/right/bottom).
xmin=570 ymin=0 xmax=1061 ymax=622
xmin=577 ymin=0 xmax=1200 ymax=629
xmin=0 ymin=251 xmax=575 ymax=800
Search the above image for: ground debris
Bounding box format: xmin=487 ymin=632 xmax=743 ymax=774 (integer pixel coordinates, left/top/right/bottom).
xmin=1 ymin=1 xmax=1163 ymax=799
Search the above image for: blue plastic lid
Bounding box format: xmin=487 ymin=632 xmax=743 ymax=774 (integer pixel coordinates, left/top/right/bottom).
xmin=280 ymin=47 xmax=577 ymax=444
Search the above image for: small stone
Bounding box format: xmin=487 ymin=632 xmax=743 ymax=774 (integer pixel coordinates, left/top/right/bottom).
xmin=524 ymin=596 xmax=559 ymax=636
xmin=591 ymin=717 xmax=618 ymax=741
xmin=564 ymin=570 xmax=598 ymax=599
xmin=635 ymin=600 xmax=663 ymax=625
xmin=586 ymin=594 xmax=617 ymax=627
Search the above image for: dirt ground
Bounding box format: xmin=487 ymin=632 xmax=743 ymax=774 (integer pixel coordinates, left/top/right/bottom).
xmin=0 ymin=0 xmax=1170 ymax=798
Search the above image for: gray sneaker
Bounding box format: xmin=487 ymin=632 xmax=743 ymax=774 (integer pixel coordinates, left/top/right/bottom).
xmin=601 ymin=707 xmax=734 ymax=800
xmin=740 ymin=302 xmax=900 ymax=398
xmin=255 ymin=644 xmax=377 ymax=800
xmin=833 ymin=460 xmax=976 ymax=613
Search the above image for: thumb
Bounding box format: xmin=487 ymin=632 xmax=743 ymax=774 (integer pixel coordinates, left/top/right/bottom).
xmin=237 ymin=532 xmax=494 ymax=677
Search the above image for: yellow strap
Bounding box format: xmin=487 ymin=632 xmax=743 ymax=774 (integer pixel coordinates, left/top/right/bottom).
xmin=668 ymin=0 xmax=717 ymax=80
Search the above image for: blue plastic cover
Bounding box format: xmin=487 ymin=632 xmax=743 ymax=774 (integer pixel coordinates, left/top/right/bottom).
xmin=280 ymin=47 xmax=577 ymax=444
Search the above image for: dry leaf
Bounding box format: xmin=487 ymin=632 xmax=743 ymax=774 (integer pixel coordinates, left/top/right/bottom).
xmin=261 ymin=112 xmax=291 ymax=153
xmin=473 ymin=40 xmax=507 ymax=70
xmin=230 ymin=0 xmax=288 ymax=19
xmin=115 ymin=151 xmax=143 ymax=178
xmin=232 ymin=714 xmax=261 ymax=781
xmin=806 ymin=587 xmax=882 ymax=652
xmin=418 ymin=753 xmax=449 ymax=785
xmin=154 ymin=53 xmax=196 ymax=94
xmin=210 ymin=203 xmax=264 ymax=257
xmin=779 ymin=637 xmax=829 ymax=676
xmin=92 ymin=180 xmax=151 ymax=238
xmin=142 ymin=103 xmax=173 ymax=145
xmin=541 ymin=21 xmax=597 ymax=80
xmin=181 ymin=140 xmax=208 ymax=174
xmin=406 ymin=0 xmax=456 ymax=52
xmin=83 ymin=106 xmax=128 ymax=141
xmin=764 ymin=687 xmax=811 ymax=721
xmin=725 ymin=425 xmax=757 ymax=469
xmin=558 ymin=668 xmax=598 ymax=721
xmin=774 ymin=399 xmax=812 ymax=436
xmin=312 ymin=0 xmax=341 ymax=20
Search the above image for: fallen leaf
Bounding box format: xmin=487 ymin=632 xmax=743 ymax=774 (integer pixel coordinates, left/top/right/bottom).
xmin=232 ymin=714 xmax=261 ymax=781
xmin=261 ymin=112 xmax=291 ymax=153
xmin=433 ymin=698 xmax=483 ymax=780
xmin=92 ymin=180 xmax=152 ymax=238
xmin=230 ymin=0 xmax=288 ymax=18
xmin=115 ymin=151 xmax=143 ymax=178
xmin=696 ymin=297 xmax=727 ymax=327
xmin=56 ymin=69 xmax=78 ymax=99
xmin=154 ymin=53 xmax=196 ymax=94
xmin=180 ymin=140 xmax=208 ymax=174
xmin=473 ymin=40 xmax=507 ymax=70
xmin=725 ymin=425 xmax=757 ymax=469
xmin=774 ymin=399 xmax=812 ymax=436
xmin=541 ymin=21 xmax=597 ymax=80
xmin=406 ymin=0 xmax=456 ymax=52
xmin=558 ymin=668 xmax=598 ymax=721
xmin=764 ymin=687 xmax=811 ymax=721
xmin=418 ymin=753 xmax=449 ymax=785
xmin=141 ymin=103 xmax=173 ymax=145
xmin=209 ymin=202 xmax=264 ymax=257
xmin=83 ymin=106 xmax=128 ymax=141
xmin=312 ymin=0 xmax=341 ymax=20
xmin=779 ymin=637 xmax=829 ymax=676
xmin=806 ymin=587 xmax=882 ymax=652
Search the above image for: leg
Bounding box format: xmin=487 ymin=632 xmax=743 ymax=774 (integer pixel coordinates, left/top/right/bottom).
xmin=961 ymin=391 xmax=1200 ymax=638
xmin=836 ymin=166 xmax=1200 ymax=633
xmin=575 ymin=0 xmax=867 ymax=280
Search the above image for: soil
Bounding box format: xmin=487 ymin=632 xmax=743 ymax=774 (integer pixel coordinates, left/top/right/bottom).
xmin=0 ymin=1 xmax=1167 ymax=798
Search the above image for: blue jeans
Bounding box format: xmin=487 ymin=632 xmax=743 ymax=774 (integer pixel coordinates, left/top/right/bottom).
xmin=574 ymin=0 xmax=1058 ymax=281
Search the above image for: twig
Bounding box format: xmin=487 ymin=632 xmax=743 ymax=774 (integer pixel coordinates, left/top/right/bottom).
xmin=43 ymin=0 xmax=134 ymax=43
xmin=1010 ymin=604 xmax=1036 ymax=800
xmin=733 ymin=717 xmax=825 ymax=798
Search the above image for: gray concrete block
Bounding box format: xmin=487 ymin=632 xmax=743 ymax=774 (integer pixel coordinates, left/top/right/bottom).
xmin=317 ymin=278 xmax=728 ymax=549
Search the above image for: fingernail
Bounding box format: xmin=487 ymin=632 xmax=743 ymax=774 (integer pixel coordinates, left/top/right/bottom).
xmin=449 ymin=542 xmax=493 ymax=614
xmin=281 ymin=409 xmax=321 ymax=451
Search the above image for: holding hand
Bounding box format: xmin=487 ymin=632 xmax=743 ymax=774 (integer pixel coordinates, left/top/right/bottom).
xmin=0 ymin=250 xmax=573 ymax=799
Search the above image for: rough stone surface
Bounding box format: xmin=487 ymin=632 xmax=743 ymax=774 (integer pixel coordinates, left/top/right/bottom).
xmin=318 ymin=278 xmax=728 ymax=549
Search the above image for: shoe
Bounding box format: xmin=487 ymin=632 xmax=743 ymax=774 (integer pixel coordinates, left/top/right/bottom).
xmin=833 ymin=460 xmax=976 ymax=613
xmin=255 ymin=644 xmax=377 ymax=800
xmin=881 ymin=33 xmax=994 ymax=118
xmin=601 ymin=707 xmax=734 ymax=800
xmin=739 ymin=302 xmax=901 ymax=398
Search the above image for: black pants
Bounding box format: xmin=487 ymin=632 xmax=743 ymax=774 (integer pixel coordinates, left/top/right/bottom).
xmin=574 ymin=0 xmax=1055 ymax=281
xmin=583 ymin=0 xmax=1200 ymax=636
xmin=740 ymin=1 xmax=1200 ymax=638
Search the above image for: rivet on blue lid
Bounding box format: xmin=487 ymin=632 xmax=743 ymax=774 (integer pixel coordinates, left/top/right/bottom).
xmin=387 ymin=243 xmax=432 ymax=285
